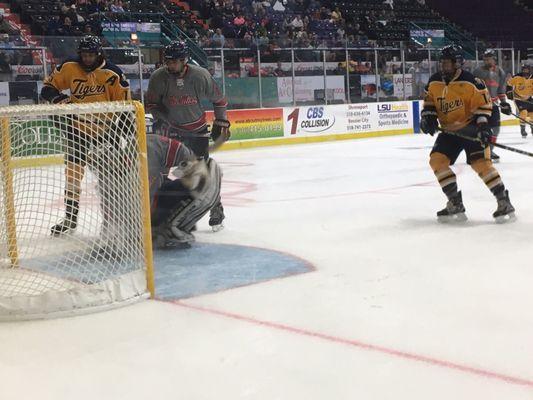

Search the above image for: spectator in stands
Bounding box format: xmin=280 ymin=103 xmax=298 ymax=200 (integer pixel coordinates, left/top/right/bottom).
xmin=290 ymin=15 xmax=304 ymax=31
xmin=233 ymin=13 xmax=246 ymax=27
xmin=87 ymin=0 xmax=108 ymax=16
xmin=58 ymin=17 xmax=75 ymax=36
xmin=67 ymin=5 xmax=85 ymax=25
xmin=46 ymin=15 xmax=62 ymax=36
xmin=331 ymin=7 xmax=342 ymax=23
xmin=110 ymin=0 xmax=125 ymax=12
xmin=212 ymin=28 xmax=225 ymax=47
xmin=0 ymin=14 xmax=15 ymax=35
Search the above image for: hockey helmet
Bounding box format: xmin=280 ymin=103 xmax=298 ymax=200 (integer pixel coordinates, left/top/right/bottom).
xmin=521 ymin=61 xmax=531 ymax=74
xmin=78 ymin=35 xmax=103 ymax=56
xmin=439 ymin=44 xmax=464 ymax=66
xmin=164 ymin=40 xmax=189 ymax=61
xmin=483 ymin=49 xmax=497 ymax=60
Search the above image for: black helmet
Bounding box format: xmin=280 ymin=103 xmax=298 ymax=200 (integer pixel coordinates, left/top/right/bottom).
xmin=77 ymin=35 xmax=104 ymax=71
xmin=521 ymin=62 xmax=531 ymax=74
xmin=78 ymin=35 xmax=103 ymax=56
xmin=164 ymin=40 xmax=189 ymax=60
xmin=439 ymin=44 xmax=464 ymax=65
xmin=483 ymin=49 xmax=497 ymax=60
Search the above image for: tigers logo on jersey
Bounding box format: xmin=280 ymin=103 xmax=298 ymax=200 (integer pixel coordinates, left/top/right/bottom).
xmin=437 ymin=97 xmax=465 ymax=114
xmin=72 ymin=79 xmax=107 ymax=100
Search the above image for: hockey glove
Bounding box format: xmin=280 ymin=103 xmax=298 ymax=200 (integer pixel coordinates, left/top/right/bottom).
xmin=506 ymin=90 xmax=514 ymax=101
xmin=52 ymin=94 xmax=71 ymax=104
xmin=476 ymin=123 xmax=496 ymax=146
xmin=420 ymin=111 xmax=439 ymax=136
xmin=500 ymin=101 xmax=512 ymax=116
xmin=211 ymin=119 xmax=231 ymax=142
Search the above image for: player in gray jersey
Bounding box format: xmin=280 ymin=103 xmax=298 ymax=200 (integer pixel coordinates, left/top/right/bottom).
xmin=147 ymin=134 xmax=222 ymax=248
xmin=146 ymin=40 xmax=230 ymax=231
xmin=473 ymin=49 xmax=512 ymax=162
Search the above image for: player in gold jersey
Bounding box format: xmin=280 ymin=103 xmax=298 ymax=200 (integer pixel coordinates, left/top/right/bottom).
xmin=40 ymin=35 xmax=132 ymax=235
xmin=421 ymin=45 xmax=515 ymax=222
xmin=506 ymin=62 xmax=533 ymax=137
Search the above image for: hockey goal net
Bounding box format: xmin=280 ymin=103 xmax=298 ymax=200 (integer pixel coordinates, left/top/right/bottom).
xmin=0 ymin=101 xmax=154 ymax=320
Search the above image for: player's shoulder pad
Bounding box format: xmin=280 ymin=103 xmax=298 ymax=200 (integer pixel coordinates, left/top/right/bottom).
xmin=425 ymin=72 xmax=443 ymax=89
xmin=151 ymin=66 xmax=168 ymax=79
xmin=102 ymin=61 xmax=129 ymax=88
xmin=54 ymin=58 xmax=79 ymax=72
xmin=458 ymin=70 xmax=486 ymax=89
xmin=188 ymin=64 xmax=212 ymax=80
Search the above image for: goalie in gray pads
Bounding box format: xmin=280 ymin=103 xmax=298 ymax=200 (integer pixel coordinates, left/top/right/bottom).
xmin=147 ymin=134 xmax=222 ymax=249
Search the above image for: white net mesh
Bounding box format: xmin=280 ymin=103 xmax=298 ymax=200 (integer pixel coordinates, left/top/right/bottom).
xmin=0 ymin=102 xmax=152 ymax=320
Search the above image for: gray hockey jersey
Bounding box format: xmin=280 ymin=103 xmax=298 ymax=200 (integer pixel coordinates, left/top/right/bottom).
xmin=473 ymin=65 xmax=507 ymax=102
xmin=146 ymin=64 xmax=228 ymax=135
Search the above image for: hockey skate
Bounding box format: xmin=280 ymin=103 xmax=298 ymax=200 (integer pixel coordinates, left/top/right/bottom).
xmin=152 ymin=225 xmax=195 ymax=250
xmin=493 ymin=190 xmax=516 ymax=223
xmin=521 ymin=125 xmax=527 ymax=138
xmin=437 ymin=191 xmax=467 ymax=223
xmin=50 ymin=217 xmax=78 ymax=236
xmin=209 ymin=202 xmax=225 ymax=232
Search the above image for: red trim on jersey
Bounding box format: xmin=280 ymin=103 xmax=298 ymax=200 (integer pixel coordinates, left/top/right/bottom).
xmin=177 ymin=114 xmax=207 ymax=131
xmin=165 ymin=139 xmax=182 ymax=169
xmin=214 ymin=97 xmax=228 ymax=107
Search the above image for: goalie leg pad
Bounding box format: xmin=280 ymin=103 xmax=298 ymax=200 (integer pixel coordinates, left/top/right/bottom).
xmin=164 ymin=158 xmax=222 ymax=234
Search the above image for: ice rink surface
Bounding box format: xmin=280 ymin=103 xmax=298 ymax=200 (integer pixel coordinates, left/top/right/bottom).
xmin=2 ymin=126 xmax=533 ymax=400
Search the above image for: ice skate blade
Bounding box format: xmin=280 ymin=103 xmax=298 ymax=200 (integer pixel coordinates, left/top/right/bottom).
xmin=494 ymin=212 xmax=517 ymax=224
xmin=211 ymin=224 xmax=224 ymax=232
xmin=437 ymin=213 xmax=468 ymax=223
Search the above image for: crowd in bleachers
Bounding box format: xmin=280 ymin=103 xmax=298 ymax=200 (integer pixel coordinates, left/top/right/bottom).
xmin=5 ymin=0 xmax=443 ymax=50
xmin=195 ymin=0 xmax=440 ymax=49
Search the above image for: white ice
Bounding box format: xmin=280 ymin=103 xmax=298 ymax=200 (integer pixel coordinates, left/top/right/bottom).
xmin=2 ymin=126 xmax=533 ymax=400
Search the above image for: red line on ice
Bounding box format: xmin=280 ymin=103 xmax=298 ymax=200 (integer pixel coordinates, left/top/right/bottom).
xmin=171 ymin=301 xmax=533 ymax=389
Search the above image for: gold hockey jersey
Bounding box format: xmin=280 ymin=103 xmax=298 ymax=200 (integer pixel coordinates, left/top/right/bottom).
xmin=423 ymin=69 xmax=493 ymax=132
xmin=507 ymin=74 xmax=533 ymax=101
xmin=42 ymin=59 xmax=131 ymax=103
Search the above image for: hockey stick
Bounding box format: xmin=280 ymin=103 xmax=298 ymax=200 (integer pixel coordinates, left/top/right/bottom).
xmin=497 ymin=104 xmax=533 ymax=127
xmin=441 ymin=129 xmax=533 ymax=158
xmin=208 ymin=132 xmax=229 ymax=152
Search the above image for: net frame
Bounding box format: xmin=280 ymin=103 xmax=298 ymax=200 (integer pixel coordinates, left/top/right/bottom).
xmin=0 ymin=101 xmax=154 ymax=321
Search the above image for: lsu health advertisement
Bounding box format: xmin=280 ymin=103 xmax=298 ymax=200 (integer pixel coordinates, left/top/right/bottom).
xmin=282 ymin=102 xmax=414 ymax=137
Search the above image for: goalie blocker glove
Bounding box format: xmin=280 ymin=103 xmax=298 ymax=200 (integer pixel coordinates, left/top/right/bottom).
xmin=211 ymin=119 xmax=231 ymax=142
